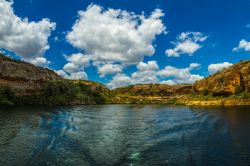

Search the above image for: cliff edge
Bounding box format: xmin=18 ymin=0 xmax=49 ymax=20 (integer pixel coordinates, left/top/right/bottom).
xmin=193 ymin=60 xmax=250 ymax=95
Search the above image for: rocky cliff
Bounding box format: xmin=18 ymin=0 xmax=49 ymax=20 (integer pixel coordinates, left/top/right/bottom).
xmin=193 ymin=60 xmax=250 ymax=95
xmin=0 ymin=54 xmax=111 ymax=105
xmin=112 ymin=60 xmax=250 ymax=105
xmin=0 ymin=53 xmax=63 ymax=96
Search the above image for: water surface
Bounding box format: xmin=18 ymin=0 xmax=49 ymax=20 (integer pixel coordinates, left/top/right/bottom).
xmin=0 ymin=105 xmax=250 ymax=166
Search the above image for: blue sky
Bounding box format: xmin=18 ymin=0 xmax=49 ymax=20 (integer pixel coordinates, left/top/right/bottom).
xmin=1 ymin=0 xmax=250 ymax=88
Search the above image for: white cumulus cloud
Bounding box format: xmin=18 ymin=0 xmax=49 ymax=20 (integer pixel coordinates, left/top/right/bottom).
xmin=158 ymin=63 xmax=203 ymax=84
xmin=233 ymin=39 xmax=250 ymax=52
xmin=69 ymin=72 xmax=88 ymax=80
xmin=165 ymin=32 xmax=207 ymax=57
xmin=107 ymin=73 xmax=133 ymax=89
xmin=27 ymin=57 xmax=51 ymax=67
xmin=160 ymin=80 xmax=175 ymax=85
xmin=208 ymin=62 xmax=233 ymax=74
xmin=0 ymin=0 xmax=56 ymax=59
xmin=137 ymin=60 xmax=159 ymax=71
xmin=67 ymin=4 xmax=166 ymax=64
xmin=56 ymin=69 xmax=88 ymax=80
xmin=131 ymin=61 xmax=159 ymax=85
xmin=66 ymin=53 xmax=90 ymax=67
xmin=63 ymin=63 xmax=79 ymax=73
xmin=55 ymin=70 xmax=68 ymax=78
xmin=107 ymin=61 xmax=159 ymax=89
xmin=60 ymin=53 xmax=89 ymax=80
xmin=97 ymin=63 xmax=123 ymax=78
xmin=107 ymin=61 xmax=202 ymax=89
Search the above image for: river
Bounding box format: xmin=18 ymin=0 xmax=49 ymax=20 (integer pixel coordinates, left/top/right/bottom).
xmin=0 ymin=105 xmax=249 ymax=166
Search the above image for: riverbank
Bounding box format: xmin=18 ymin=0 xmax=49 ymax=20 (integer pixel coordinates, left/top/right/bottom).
xmin=185 ymin=99 xmax=250 ymax=106
xmin=110 ymin=94 xmax=250 ymax=106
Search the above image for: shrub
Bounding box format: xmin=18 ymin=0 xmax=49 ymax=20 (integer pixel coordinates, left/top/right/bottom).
xmin=235 ymin=85 xmax=244 ymax=94
xmin=202 ymin=88 xmax=209 ymax=96
xmin=0 ymin=86 xmax=15 ymax=105
xmin=239 ymin=92 xmax=250 ymax=99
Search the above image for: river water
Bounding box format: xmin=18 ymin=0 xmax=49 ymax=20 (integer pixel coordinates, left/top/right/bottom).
xmin=0 ymin=105 xmax=249 ymax=166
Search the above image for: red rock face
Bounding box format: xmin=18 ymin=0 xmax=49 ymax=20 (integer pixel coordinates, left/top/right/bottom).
xmin=193 ymin=60 xmax=250 ymax=95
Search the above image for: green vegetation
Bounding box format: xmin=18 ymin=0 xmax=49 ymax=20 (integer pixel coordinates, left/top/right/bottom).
xmin=189 ymin=91 xmax=250 ymax=101
xmin=235 ymin=85 xmax=244 ymax=94
xmin=202 ymin=88 xmax=209 ymax=96
xmin=1 ymin=81 xmax=250 ymax=106
xmin=0 ymin=80 xmax=113 ymax=106
xmin=0 ymin=86 xmax=15 ymax=105
xmin=229 ymin=92 xmax=250 ymax=100
xmin=113 ymin=84 xmax=191 ymax=97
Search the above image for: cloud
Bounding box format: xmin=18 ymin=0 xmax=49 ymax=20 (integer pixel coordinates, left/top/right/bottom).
xmin=56 ymin=69 xmax=88 ymax=80
xmin=131 ymin=61 xmax=159 ymax=85
xmin=165 ymin=32 xmax=207 ymax=57
xmin=66 ymin=53 xmax=90 ymax=67
xmin=107 ymin=61 xmax=203 ymax=89
xmin=55 ymin=70 xmax=68 ymax=78
xmin=160 ymin=80 xmax=175 ymax=85
xmin=0 ymin=0 xmax=56 ymax=59
xmin=233 ymin=39 xmax=250 ymax=52
xmin=208 ymin=62 xmax=233 ymax=74
xmin=67 ymin=4 xmax=166 ymax=64
xmin=63 ymin=53 xmax=90 ymax=71
xmin=86 ymin=49 xmax=160 ymax=79
xmin=107 ymin=61 xmax=159 ymax=89
xmin=189 ymin=62 xmax=201 ymax=69
xmin=27 ymin=57 xmax=51 ymax=67
xmin=130 ymin=61 xmax=159 ymax=85
xmin=59 ymin=53 xmax=89 ymax=80
xmin=158 ymin=63 xmax=203 ymax=84
xmin=107 ymin=73 xmax=134 ymax=89
xmin=63 ymin=63 xmax=79 ymax=73
xmin=137 ymin=60 xmax=159 ymax=71
xmin=97 ymin=63 xmax=123 ymax=78
xmin=69 ymin=71 xmax=88 ymax=80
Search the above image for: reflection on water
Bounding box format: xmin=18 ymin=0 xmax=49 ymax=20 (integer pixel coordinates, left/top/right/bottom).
xmin=0 ymin=105 xmax=250 ymax=166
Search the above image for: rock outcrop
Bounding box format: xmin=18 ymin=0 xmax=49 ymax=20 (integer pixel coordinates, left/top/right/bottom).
xmin=0 ymin=54 xmax=112 ymax=105
xmin=0 ymin=53 xmax=63 ymax=96
xmin=193 ymin=60 xmax=250 ymax=95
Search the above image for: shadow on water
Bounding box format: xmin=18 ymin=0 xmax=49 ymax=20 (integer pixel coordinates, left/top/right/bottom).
xmin=0 ymin=105 xmax=250 ymax=165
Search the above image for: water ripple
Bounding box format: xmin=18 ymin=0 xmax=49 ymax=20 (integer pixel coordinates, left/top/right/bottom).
xmin=0 ymin=106 xmax=249 ymax=165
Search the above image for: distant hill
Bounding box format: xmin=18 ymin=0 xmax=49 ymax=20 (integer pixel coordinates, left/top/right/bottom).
xmin=113 ymin=84 xmax=192 ymax=96
xmin=111 ymin=84 xmax=192 ymax=104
